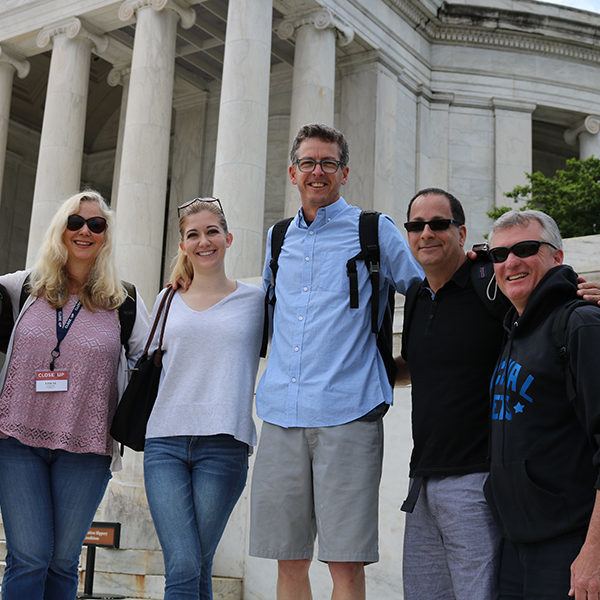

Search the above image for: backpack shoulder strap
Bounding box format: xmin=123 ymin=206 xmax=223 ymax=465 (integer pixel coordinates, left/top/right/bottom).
xmin=0 ymin=283 xmax=15 ymax=354
xmin=360 ymin=211 xmax=381 ymax=334
xmin=346 ymin=211 xmax=381 ymax=333
xmin=260 ymin=217 xmax=294 ymax=358
xmin=269 ymin=217 xmax=294 ymax=284
xmin=552 ymin=298 xmax=589 ymax=404
xmin=552 ymin=298 xmax=588 ymax=362
xmin=119 ymin=281 xmax=137 ymax=358
xmin=19 ymin=273 xmax=32 ymax=312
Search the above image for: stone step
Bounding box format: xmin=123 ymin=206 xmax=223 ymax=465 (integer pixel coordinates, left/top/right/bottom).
xmin=0 ymin=541 xmax=241 ymax=600
xmin=0 ymin=529 xmax=242 ymax=600
xmin=78 ymin=571 xmax=242 ymax=600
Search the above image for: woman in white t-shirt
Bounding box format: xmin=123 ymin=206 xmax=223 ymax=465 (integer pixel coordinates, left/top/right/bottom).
xmin=143 ymin=198 xmax=263 ymax=600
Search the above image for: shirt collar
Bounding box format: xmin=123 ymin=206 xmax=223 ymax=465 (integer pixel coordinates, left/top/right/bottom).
xmin=297 ymin=197 xmax=349 ymax=229
xmin=420 ymin=255 xmax=470 ymax=296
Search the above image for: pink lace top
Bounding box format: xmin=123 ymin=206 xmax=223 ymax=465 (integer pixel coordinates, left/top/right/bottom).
xmin=0 ymin=296 xmax=121 ymax=455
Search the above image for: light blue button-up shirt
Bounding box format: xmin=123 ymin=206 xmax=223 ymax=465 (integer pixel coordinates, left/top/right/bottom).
xmin=256 ymin=197 xmax=423 ymax=427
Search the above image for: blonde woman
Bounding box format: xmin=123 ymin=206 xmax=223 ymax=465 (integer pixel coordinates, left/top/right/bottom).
xmin=0 ymin=191 xmax=148 ymax=599
xmin=143 ymin=198 xmax=263 ymax=600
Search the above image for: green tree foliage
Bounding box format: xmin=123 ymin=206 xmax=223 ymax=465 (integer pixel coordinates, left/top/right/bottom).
xmin=488 ymin=157 xmax=600 ymax=238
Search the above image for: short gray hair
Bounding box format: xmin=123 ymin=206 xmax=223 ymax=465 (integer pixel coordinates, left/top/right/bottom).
xmin=489 ymin=210 xmax=563 ymax=250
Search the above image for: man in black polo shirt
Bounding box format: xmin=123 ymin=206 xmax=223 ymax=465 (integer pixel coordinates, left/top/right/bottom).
xmin=398 ymin=189 xmax=600 ymax=599
xmin=398 ymin=188 xmax=509 ymax=599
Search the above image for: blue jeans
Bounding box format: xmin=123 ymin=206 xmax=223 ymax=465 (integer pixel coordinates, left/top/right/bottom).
xmin=0 ymin=437 xmax=111 ymax=600
xmin=144 ymin=435 xmax=248 ymax=600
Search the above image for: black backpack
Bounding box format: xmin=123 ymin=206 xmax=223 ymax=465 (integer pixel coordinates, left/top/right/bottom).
xmin=0 ymin=275 xmax=137 ymax=357
xmin=261 ymin=210 xmax=398 ymax=387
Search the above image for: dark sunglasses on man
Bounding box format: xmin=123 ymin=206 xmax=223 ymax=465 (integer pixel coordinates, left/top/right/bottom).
xmin=488 ymin=240 xmax=558 ymax=264
xmin=66 ymin=215 xmax=107 ymax=234
xmin=403 ymin=218 xmax=463 ymax=233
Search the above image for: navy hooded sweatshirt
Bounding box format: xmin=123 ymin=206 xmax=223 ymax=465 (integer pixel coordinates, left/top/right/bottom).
xmin=487 ymin=265 xmax=600 ymax=544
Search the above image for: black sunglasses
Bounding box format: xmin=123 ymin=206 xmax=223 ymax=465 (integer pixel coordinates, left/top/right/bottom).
xmin=404 ymin=218 xmax=463 ymax=233
xmin=488 ymin=240 xmax=558 ymax=264
xmin=66 ymin=214 xmax=107 ymax=234
xmin=177 ymin=197 xmax=224 ymax=217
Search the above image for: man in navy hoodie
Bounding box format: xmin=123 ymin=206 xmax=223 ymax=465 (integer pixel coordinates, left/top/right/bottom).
xmin=487 ymin=209 xmax=600 ymax=599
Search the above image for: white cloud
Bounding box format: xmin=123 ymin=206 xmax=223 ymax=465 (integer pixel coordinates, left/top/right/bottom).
xmin=540 ymin=0 xmax=600 ymax=13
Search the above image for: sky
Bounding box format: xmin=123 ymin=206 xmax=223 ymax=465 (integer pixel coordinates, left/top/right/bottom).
xmin=541 ymin=0 xmax=600 ymax=12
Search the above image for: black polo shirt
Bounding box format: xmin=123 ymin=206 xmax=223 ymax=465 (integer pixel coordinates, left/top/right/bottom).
xmin=402 ymin=259 xmax=508 ymax=478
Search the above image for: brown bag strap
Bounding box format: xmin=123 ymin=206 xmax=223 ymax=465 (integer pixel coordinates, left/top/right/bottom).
xmin=141 ymin=286 xmax=173 ymax=356
xmin=157 ymin=287 xmax=176 ymax=350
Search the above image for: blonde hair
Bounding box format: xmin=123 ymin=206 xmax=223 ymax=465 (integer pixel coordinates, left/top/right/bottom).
xmin=29 ymin=190 xmax=127 ymax=311
xmin=168 ymin=199 xmax=229 ymax=287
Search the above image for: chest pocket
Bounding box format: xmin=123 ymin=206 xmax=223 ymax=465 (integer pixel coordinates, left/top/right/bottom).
xmin=314 ymin=251 xmax=351 ymax=294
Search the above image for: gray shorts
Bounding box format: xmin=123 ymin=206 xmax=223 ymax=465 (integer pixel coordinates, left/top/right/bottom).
xmin=249 ymin=419 xmax=383 ymax=563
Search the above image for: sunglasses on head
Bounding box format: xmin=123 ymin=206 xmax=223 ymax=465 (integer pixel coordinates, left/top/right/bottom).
xmin=177 ymin=197 xmax=224 ymax=217
xmin=403 ymin=218 xmax=463 ymax=233
xmin=66 ymin=214 xmax=107 ymax=234
xmin=488 ymin=240 xmax=557 ymax=264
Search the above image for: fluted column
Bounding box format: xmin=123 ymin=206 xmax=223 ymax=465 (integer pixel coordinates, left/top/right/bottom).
xmin=565 ymin=115 xmax=600 ymax=159
xmin=26 ymin=18 xmax=107 ymax=265
xmin=278 ymin=8 xmax=354 ymax=217
xmin=107 ymin=63 xmax=131 ymax=209
xmin=0 ymin=46 xmax=29 ymax=207
xmin=164 ymin=91 xmax=207 ymax=280
xmin=212 ymin=0 xmax=273 ymax=278
xmin=114 ymin=0 xmax=195 ymax=304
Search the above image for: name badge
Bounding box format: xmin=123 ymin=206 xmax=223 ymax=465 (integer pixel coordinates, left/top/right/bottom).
xmin=35 ymin=370 xmax=69 ymax=393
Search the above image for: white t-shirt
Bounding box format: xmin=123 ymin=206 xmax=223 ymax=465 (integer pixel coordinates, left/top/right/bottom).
xmin=145 ymin=282 xmax=263 ymax=446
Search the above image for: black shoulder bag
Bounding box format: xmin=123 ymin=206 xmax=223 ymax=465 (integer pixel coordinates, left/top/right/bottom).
xmin=110 ymin=287 xmax=175 ymax=452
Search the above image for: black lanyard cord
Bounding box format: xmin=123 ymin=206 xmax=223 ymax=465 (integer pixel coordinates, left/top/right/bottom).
xmin=49 ymin=301 xmax=82 ymax=370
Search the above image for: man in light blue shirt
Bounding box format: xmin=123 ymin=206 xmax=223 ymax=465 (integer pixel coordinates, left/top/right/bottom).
xmin=249 ymin=124 xmax=422 ymax=600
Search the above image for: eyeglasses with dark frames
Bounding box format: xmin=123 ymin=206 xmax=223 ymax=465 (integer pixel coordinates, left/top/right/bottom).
xmin=294 ymin=158 xmax=344 ymax=174
xmin=403 ymin=218 xmax=463 ymax=233
xmin=488 ymin=240 xmax=558 ymax=264
xmin=177 ymin=197 xmax=224 ymax=218
xmin=66 ymin=214 xmax=107 ymax=234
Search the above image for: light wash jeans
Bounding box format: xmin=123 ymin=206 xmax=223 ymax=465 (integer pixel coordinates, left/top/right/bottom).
xmin=403 ymin=472 xmax=501 ymax=600
xmin=0 ymin=437 xmax=111 ymax=600
xmin=144 ymin=434 xmax=248 ymax=600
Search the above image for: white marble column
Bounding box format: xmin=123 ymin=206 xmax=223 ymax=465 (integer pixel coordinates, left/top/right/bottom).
xmin=107 ymin=63 xmax=131 ymax=210
xmin=212 ymin=0 xmax=273 ymax=279
xmin=278 ymin=8 xmax=354 ymax=217
xmin=340 ymin=57 xmax=403 ymax=217
xmin=164 ymin=91 xmax=207 ymax=279
xmin=114 ymin=0 xmax=195 ymax=305
xmin=493 ymin=99 xmax=536 ymax=207
xmin=0 ymin=47 xmax=29 ymax=208
xmin=26 ymin=18 xmax=107 ymax=265
xmin=564 ymin=115 xmax=600 ymax=159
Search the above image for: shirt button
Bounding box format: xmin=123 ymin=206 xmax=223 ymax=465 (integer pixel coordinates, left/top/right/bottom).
xmin=303 ymin=286 xmax=308 ymax=292
xmin=305 ymin=256 xmax=310 ymax=261
xmin=298 ymin=315 xmax=304 ymax=321
xmin=291 ymin=377 xmax=297 ymax=383
xmin=309 ymin=231 xmax=314 ymax=236
xmin=294 ymin=346 xmax=299 ymax=352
